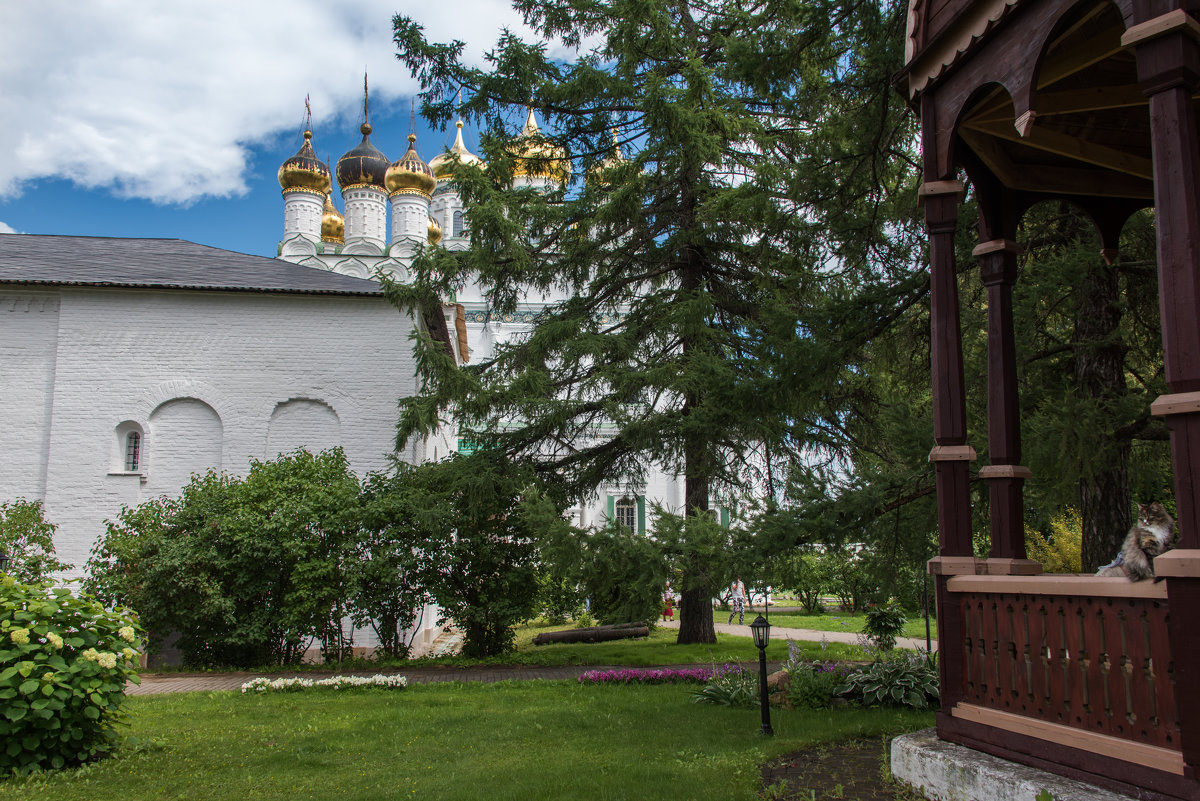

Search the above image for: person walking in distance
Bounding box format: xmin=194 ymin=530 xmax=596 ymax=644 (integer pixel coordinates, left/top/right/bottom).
xmin=727 ymin=577 xmax=748 ymax=625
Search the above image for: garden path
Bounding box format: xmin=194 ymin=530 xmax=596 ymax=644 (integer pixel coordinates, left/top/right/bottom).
xmin=658 ymin=619 xmax=936 ymax=653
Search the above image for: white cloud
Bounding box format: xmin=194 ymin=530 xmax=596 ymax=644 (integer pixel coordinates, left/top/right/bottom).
xmin=0 ymin=0 xmax=541 ymax=204
xmin=0 ymin=222 xmax=17 ymax=234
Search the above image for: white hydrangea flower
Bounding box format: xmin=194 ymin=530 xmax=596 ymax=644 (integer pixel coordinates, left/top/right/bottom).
xmin=9 ymin=628 xmax=29 ymax=645
xmin=97 ymin=652 xmax=118 ymax=669
xmin=45 ymin=632 xmax=64 ymax=649
xmin=117 ymin=626 xmax=136 ymax=643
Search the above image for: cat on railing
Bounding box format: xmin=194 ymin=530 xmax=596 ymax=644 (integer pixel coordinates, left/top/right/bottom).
xmin=1095 ymin=502 xmax=1176 ymax=581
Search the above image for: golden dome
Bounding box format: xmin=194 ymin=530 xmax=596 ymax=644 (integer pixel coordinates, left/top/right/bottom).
xmin=427 ymin=215 xmax=443 ymax=245
xmin=429 ymin=120 xmax=485 ymax=180
xmin=512 ymin=107 xmax=570 ymax=182
xmin=321 ymin=193 xmax=344 ymax=244
xmin=278 ymin=131 xmax=332 ymax=194
xmin=337 ymin=122 xmax=390 ymax=190
xmin=385 ymin=134 xmax=437 ymax=197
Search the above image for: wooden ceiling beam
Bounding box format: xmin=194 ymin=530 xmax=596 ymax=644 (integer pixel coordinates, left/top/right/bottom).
xmin=962 ymin=117 xmax=1153 ymax=179
xmin=1032 ymin=83 xmax=1148 ymax=116
xmin=959 ymin=129 xmax=1153 ymax=199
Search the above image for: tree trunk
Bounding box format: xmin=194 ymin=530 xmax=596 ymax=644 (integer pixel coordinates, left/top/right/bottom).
xmin=676 ymin=471 xmax=717 ymax=644
xmin=1075 ymin=257 xmax=1131 ymax=572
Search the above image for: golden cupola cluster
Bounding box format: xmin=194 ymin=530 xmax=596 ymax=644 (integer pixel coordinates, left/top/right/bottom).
xmin=512 ymin=107 xmax=570 ymax=182
xmin=321 ymin=193 xmax=345 ymax=244
xmin=429 ymin=120 xmax=485 ymax=180
xmin=336 ymin=122 xmax=390 ymax=190
xmin=278 ymin=131 xmax=332 ymax=194
xmin=385 ymin=134 xmax=438 ymax=198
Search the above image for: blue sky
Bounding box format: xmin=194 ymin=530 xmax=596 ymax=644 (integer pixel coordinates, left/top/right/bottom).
xmin=0 ymin=0 xmax=551 ymax=258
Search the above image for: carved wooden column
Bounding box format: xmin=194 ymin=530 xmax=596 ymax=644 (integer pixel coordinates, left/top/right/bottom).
xmin=974 ymin=238 xmax=1038 ymax=574
xmin=1126 ymin=6 xmax=1200 ymax=776
xmin=922 ymin=177 xmax=975 ymax=562
xmin=920 ymin=144 xmax=975 ymax=720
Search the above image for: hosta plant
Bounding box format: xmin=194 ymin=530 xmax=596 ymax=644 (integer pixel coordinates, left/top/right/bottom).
xmin=835 ymin=652 xmax=939 ymax=710
xmin=0 ymin=577 xmax=142 ymax=774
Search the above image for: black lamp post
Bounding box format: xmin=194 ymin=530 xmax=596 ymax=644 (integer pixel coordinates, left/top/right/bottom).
xmin=0 ymin=549 xmax=9 ymax=574
xmin=749 ymin=613 xmax=774 ymax=736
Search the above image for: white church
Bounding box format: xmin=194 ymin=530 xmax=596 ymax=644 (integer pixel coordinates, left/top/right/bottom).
xmin=0 ymin=104 xmax=685 ymax=652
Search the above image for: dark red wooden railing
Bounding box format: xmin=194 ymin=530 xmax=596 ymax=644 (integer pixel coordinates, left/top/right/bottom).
xmin=954 ymin=579 xmax=1175 ymax=748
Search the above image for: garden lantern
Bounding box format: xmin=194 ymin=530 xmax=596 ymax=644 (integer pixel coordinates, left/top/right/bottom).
xmin=0 ymin=549 xmax=8 ymax=574
xmin=749 ymin=614 xmax=773 ymax=736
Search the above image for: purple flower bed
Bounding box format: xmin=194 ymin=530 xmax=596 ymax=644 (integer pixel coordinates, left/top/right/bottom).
xmin=578 ymin=665 xmax=738 ymax=685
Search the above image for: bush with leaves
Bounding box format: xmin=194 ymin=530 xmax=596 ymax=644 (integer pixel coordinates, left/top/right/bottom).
xmin=535 ymin=572 xmax=584 ymax=625
xmin=84 ymin=449 xmax=363 ymax=667
xmin=0 ymin=500 xmax=71 ymax=583
xmin=352 ymin=472 xmax=429 ymax=659
xmin=835 ymin=653 xmax=939 ymax=710
xmin=863 ymin=602 xmax=907 ymax=652
xmin=1025 ymin=508 xmax=1083 ymax=573
xmin=770 ymin=550 xmax=829 ymax=615
xmin=0 ymin=577 xmax=142 ymax=774
xmin=404 ymin=454 xmax=542 ymax=658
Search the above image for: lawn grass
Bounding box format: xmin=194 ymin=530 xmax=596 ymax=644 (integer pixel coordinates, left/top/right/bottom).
xmin=715 ymin=609 xmax=937 ymax=641
xmin=0 ymin=682 xmax=933 ymax=801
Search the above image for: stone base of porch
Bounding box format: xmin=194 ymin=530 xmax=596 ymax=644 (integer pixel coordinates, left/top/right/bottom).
xmin=891 ymin=728 xmax=1137 ymax=801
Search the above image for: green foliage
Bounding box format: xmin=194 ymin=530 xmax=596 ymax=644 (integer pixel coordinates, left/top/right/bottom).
xmin=691 ymin=666 xmax=759 ymax=708
xmin=836 ymin=654 xmax=939 ymax=710
xmin=771 ymin=551 xmax=828 ymax=615
xmin=534 ymin=572 xmax=583 ymax=625
xmin=1025 ymin=508 xmax=1083 ymax=574
xmin=403 ymin=454 xmax=542 ymax=658
xmin=0 ymin=577 xmax=142 ymax=774
xmin=84 ymin=450 xmax=363 ymax=667
xmin=0 ymin=500 xmax=71 ymax=583
xmin=389 ymin=0 xmax=910 ymax=645
xmin=353 ymin=472 xmax=429 ymax=659
xmin=863 ymin=602 xmax=906 ymax=653
xmin=785 ymin=663 xmax=849 ymax=711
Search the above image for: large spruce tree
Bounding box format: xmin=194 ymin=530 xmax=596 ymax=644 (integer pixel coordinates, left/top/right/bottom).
xmin=388 ymin=0 xmax=891 ymax=643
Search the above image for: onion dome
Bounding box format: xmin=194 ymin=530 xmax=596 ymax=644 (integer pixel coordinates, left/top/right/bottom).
xmin=512 ymin=107 xmax=571 ymax=182
xmin=427 ymin=215 xmax=443 ymax=245
xmin=336 ymin=122 xmax=389 ymax=190
xmin=429 ymin=120 xmax=485 ymax=180
xmin=385 ymin=134 xmax=437 ymax=197
xmin=321 ymin=193 xmax=344 ymax=244
xmin=278 ymin=131 xmax=332 ymax=194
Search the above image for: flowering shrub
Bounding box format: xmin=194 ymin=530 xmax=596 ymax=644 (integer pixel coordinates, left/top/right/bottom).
xmin=578 ymin=666 xmax=715 ymax=685
xmin=240 ymin=673 xmax=408 ymax=693
xmin=0 ymin=577 xmax=142 ymax=774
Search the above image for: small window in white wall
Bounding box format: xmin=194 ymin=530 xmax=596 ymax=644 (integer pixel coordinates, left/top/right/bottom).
xmin=124 ymin=432 xmax=142 ymax=471
xmin=452 ymin=210 xmax=464 ymax=237
xmin=112 ymin=420 xmax=146 ymax=475
xmin=615 ymin=497 xmax=637 ymax=533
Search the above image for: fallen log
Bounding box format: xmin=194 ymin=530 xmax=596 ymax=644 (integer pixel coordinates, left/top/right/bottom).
xmin=532 ymin=625 xmax=650 ymax=645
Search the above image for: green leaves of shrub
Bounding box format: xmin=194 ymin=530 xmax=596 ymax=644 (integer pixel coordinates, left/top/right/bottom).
xmin=835 ymin=654 xmax=938 ymax=709
xmin=691 ymin=666 xmax=759 ymax=708
xmin=863 ymin=602 xmax=907 ymax=652
xmin=0 ymin=577 xmax=142 ymax=774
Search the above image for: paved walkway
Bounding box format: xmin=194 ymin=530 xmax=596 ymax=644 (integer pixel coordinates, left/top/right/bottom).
xmin=657 ymin=618 xmax=936 ymax=653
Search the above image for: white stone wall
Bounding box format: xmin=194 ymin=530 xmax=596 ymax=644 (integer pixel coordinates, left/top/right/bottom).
xmin=341 ymin=186 xmax=387 ymax=251
xmin=389 ymin=193 xmax=431 ymax=243
xmin=0 ymin=286 xmax=420 ymax=576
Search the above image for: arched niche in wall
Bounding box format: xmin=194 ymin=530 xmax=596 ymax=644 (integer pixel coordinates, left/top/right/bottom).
xmin=146 ymin=398 xmax=222 ymax=496
xmin=266 ymin=398 xmax=341 ymax=459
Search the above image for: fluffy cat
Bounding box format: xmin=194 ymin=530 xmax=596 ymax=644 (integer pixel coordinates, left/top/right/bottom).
xmin=1095 ymin=502 xmax=1176 ymax=581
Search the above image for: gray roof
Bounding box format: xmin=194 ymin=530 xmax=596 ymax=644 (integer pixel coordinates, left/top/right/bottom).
xmin=0 ymin=234 xmax=384 ymax=296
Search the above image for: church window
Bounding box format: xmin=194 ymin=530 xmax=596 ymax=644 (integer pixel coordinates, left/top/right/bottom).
xmin=452 ymin=210 xmax=464 ymax=237
xmin=615 ymin=497 xmax=637 ymax=533
xmin=124 ymin=432 xmax=141 ymax=472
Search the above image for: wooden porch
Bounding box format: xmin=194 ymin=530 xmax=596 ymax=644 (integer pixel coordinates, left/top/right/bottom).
xmin=900 ymin=0 xmax=1200 ymax=798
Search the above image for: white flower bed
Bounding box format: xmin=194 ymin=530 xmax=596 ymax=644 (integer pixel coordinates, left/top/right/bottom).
xmin=240 ymin=674 xmax=409 ymax=693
